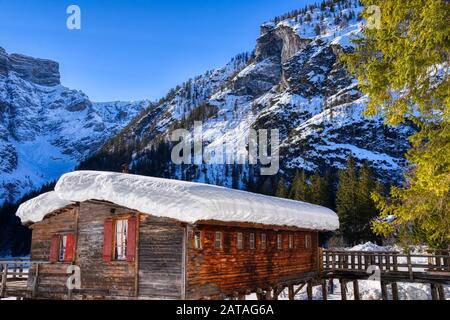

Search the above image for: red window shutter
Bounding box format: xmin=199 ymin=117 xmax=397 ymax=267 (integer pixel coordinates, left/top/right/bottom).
xmin=64 ymin=233 xmax=75 ymax=262
xmin=103 ymin=218 xmax=113 ymax=262
xmin=127 ymin=216 xmax=137 ymax=262
xmin=49 ymin=235 xmax=60 ymax=263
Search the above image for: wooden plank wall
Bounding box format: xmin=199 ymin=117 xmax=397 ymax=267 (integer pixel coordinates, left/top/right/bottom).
xmin=27 ymin=208 xmax=78 ymax=297
xmin=138 ymin=215 xmax=185 ymax=299
xmin=76 ymin=201 xmax=137 ymax=298
xmin=186 ymin=224 xmax=318 ymax=299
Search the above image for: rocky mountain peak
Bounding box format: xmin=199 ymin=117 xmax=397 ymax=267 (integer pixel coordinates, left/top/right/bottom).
xmin=0 ymin=47 xmax=60 ymax=86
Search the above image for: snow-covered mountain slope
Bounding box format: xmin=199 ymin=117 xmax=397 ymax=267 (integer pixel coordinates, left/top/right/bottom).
xmin=0 ymin=47 xmax=149 ymax=204
xmin=81 ymin=0 xmax=413 ymax=188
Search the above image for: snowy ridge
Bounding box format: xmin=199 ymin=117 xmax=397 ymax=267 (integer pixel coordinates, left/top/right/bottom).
xmin=87 ymin=0 xmax=413 ymax=190
xmin=0 ymin=48 xmax=149 ymax=204
xmin=17 ymin=171 xmax=339 ymax=231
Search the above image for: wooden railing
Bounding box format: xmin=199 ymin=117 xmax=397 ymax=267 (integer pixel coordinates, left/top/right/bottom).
xmin=0 ymin=258 xmax=49 ymax=298
xmin=322 ymin=249 xmax=450 ymax=275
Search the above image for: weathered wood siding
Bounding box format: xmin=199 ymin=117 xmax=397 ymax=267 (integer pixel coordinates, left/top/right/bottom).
xmin=138 ymin=215 xmax=185 ymax=299
xmin=27 ymin=208 xmax=78 ymax=297
xmin=77 ymin=201 xmax=137 ymax=298
xmin=186 ymin=224 xmax=319 ymax=299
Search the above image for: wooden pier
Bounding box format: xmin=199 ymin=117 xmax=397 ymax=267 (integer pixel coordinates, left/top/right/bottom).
xmin=320 ymin=249 xmax=449 ymax=300
xmin=1 ymin=249 xmax=449 ymax=300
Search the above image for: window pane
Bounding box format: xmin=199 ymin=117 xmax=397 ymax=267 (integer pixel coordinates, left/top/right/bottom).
xmin=249 ymin=233 xmax=255 ymax=249
xmin=215 ymin=232 xmax=222 ymax=249
xmin=277 ymin=234 xmax=283 ymax=250
xmin=305 ymin=235 xmax=311 ymax=249
xmin=59 ymin=235 xmax=67 ymax=261
xmin=115 ymin=219 xmax=128 ymax=260
xmin=261 ymin=233 xmax=267 ymax=249
xmin=289 ymin=234 xmax=294 ymax=249
xmin=237 ymin=233 xmax=243 ymax=249
xmin=194 ymin=232 xmax=202 ymax=249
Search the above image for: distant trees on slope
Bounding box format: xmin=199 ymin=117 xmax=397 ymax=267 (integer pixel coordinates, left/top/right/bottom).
xmin=274 ymin=155 xmax=383 ymax=245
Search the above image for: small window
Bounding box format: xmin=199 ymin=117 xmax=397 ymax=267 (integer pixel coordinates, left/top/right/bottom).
xmin=59 ymin=235 xmax=67 ymax=262
xmin=261 ymin=233 xmax=267 ymax=250
xmin=249 ymin=233 xmax=255 ymax=249
xmin=237 ymin=232 xmax=243 ymax=249
xmin=214 ymin=232 xmax=222 ymax=249
xmin=277 ymin=234 xmax=283 ymax=250
xmin=194 ymin=231 xmax=202 ymax=249
xmin=289 ymin=234 xmax=294 ymax=249
xmin=115 ymin=219 xmax=128 ymax=260
xmin=305 ymin=235 xmax=311 ymax=249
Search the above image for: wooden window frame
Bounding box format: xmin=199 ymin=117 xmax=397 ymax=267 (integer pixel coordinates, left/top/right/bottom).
xmin=261 ymin=233 xmax=267 ymax=250
xmin=113 ymin=218 xmax=128 ymax=261
xmin=249 ymin=233 xmax=255 ymax=250
xmin=58 ymin=234 xmax=68 ymax=262
xmin=194 ymin=231 xmax=202 ymax=250
xmin=236 ymin=232 xmax=243 ymax=250
xmin=214 ymin=231 xmax=222 ymax=249
xmin=277 ymin=233 xmax=283 ymax=250
xmin=305 ymin=234 xmax=312 ymax=250
xmin=288 ymin=234 xmax=294 ymax=249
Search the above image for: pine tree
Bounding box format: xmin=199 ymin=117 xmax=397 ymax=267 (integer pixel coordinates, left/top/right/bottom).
xmin=336 ymin=155 xmax=359 ymax=245
xmin=289 ymin=170 xmax=310 ymax=202
xmin=309 ymin=172 xmax=327 ymax=206
xmin=356 ymin=161 xmax=378 ymax=242
xmin=276 ymin=177 xmax=288 ymax=198
xmin=343 ymin=0 xmax=450 ymax=248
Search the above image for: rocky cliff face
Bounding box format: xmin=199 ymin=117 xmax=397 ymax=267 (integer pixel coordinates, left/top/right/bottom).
xmin=80 ymin=0 xmax=413 ymax=189
xmin=0 ymin=48 xmax=149 ymax=204
xmin=0 ymin=47 xmax=60 ymax=86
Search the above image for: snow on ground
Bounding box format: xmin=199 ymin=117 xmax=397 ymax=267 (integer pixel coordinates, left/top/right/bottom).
xmin=16 ymin=171 xmax=339 ymax=231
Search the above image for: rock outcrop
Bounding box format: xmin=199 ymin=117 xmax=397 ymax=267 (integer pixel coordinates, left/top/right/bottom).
xmin=0 ymin=47 xmax=60 ymax=86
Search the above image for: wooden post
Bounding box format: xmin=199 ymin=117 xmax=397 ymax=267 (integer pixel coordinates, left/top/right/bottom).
xmin=256 ymin=288 xmax=264 ymax=300
xmin=321 ymin=279 xmax=328 ymax=301
xmin=265 ymin=287 xmax=272 ymax=300
xmin=430 ymin=283 xmax=439 ymax=300
xmin=381 ymin=281 xmax=388 ymax=300
xmin=307 ymin=281 xmax=313 ymax=300
xmin=272 ymin=288 xmax=279 ymax=301
xmin=386 ymin=253 xmax=391 ymax=271
xmin=32 ymin=264 xmax=40 ymax=299
xmin=406 ymin=249 xmax=413 ymax=280
xmin=332 ymin=253 xmax=336 ymax=271
xmin=288 ymin=285 xmax=295 ymax=300
xmin=340 ymin=279 xmax=347 ymax=301
xmin=391 ymin=282 xmax=399 ymax=300
xmin=393 ymin=253 xmax=398 ymax=272
xmin=0 ymin=264 xmax=7 ymax=298
xmin=353 ymin=280 xmax=360 ymax=300
xmin=437 ymin=284 xmax=446 ymax=300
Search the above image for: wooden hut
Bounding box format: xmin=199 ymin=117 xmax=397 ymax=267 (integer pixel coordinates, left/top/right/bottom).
xmin=16 ymin=171 xmax=339 ymax=300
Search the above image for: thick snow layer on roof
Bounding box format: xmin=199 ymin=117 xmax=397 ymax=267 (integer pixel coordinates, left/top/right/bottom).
xmin=16 ymin=191 xmax=72 ymax=223
xmin=17 ymin=171 xmax=339 ymax=230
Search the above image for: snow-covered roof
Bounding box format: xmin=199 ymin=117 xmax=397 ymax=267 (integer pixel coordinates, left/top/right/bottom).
xmin=16 ymin=171 xmax=339 ymax=231
xmin=16 ymin=191 xmax=73 ymax=223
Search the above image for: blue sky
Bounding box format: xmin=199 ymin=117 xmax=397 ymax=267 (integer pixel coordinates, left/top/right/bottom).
xmin=0 ymin=0 xmax=314 ymax=102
